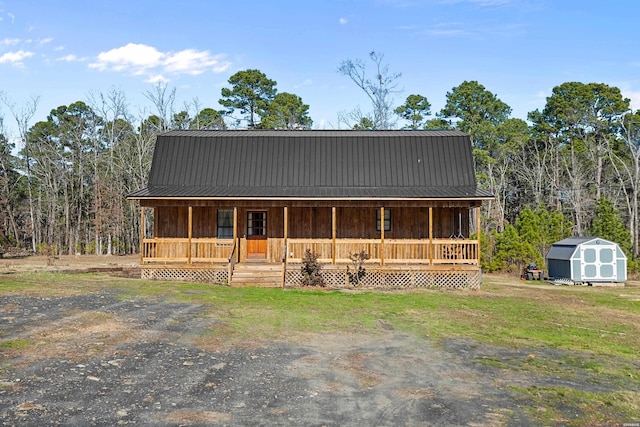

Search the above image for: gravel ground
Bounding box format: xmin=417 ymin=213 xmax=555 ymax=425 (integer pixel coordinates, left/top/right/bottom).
xmin=0 ymin=288 xmax=637 ymax=426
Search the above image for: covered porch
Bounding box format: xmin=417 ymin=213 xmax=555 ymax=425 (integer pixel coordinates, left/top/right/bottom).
xmin=138 ymin=200 xmax=483 ymax=287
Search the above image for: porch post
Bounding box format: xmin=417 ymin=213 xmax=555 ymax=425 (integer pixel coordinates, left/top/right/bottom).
xmin=187 ymin=206 xmax=193 ymax=265
xmin=233 ymin=207 xmax=238 ymax=262
xmin=429 ymin=207 xmax=433 ymax=265
xmin=476 ymin=206 xmax=481 ymax=266
xmin=380 ymin=206 xmax=385 ymax=266
xmin=332 ymin=206 xmax=336 ymax=265
xmin=284 ymin=206 xmax=288 ymax=264
xmin=139 ymin=207 xmax=144 ymax=265
xmin=283 ymin=206 xmax=288 ymax=289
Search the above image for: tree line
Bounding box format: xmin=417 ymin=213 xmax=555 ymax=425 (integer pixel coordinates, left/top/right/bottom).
xmin=1 ymin=54 xmax=639 ymax=275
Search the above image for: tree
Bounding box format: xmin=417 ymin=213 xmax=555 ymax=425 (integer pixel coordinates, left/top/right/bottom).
xmin=438 ymin=81 xmax=512 ymax=230
xmin=338 ymin=51 xmax=402 ymax=130
xmin=589 ymin=197 xmax=632 ymax=255
xmin=529 ymin=82 xmax=629 ymax=234
xmin=439 ymin=80 xmax=511 ymax=149
xmin=143 ymin=82 xmax=175 ymax=132
xmin=395 ymin=94 xmax=431 ymax=129
xmin=608 ymin=110 xmax=640 ymax=257
xmin=423 ymin=118 xmax=452 ymax=130
xmin=489 ymin=224 xmax=540 ymax=273
xmin=352 ymin=117 xmax=375 ymax=130
xmin=219 ymin=69 xmax=277 ymax=128
xmin=0 ymin=127 xmax=24 ymax=246
xmin=516 ymin=205 xmax=572 ymax=261
xmin=191 ymin=108 xmax=226 ymax=130
xmin=259 ymin=92 xmax=312 ymax=129
xmin=1 ymin=94 xmax=40 ymax=253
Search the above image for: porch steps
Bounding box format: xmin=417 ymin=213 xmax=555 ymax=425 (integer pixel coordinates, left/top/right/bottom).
xmin=231 ymin=262 xmax=283 ymax=287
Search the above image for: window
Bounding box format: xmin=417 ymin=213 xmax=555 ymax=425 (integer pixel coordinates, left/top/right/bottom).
xmin=376 ymin=208 xmax=391 ymax=232
xmin=247 ymin=211 xmax=267 ymax=236
xmin=217 ymin=209 xmax=234 ymax=238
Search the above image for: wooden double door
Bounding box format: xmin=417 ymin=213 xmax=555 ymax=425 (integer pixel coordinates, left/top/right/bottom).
xmin=246 ymin=211 xmax=267 ymax=259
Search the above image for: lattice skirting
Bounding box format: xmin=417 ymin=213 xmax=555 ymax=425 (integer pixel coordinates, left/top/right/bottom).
xmin=285 ymin=265 xmax=481 ymax=289
xmin=142 ymin=267 xmax=228 ymax=284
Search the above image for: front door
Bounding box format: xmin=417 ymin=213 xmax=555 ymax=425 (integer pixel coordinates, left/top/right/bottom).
xmin=247 ymin=211 xmax=267 ymax=259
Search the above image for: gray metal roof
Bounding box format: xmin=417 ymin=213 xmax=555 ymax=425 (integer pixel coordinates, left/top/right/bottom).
xmin=546 ymin=236 xmax=619 ymax=261
xmin=129 ymin=130 xmax=494 ymax=200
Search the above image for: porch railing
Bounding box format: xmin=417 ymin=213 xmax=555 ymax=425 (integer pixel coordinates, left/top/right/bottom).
xmin=142 ymin=238 xmax=234 ymax=264
xmin=285 ymin=238 xmax=478 ymax=265
xmin=141 ymin=237 xmax=478 ymax=266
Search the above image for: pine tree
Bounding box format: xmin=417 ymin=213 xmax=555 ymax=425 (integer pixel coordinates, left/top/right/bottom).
xmin=589 ymin=198 xmax=632 ymax=255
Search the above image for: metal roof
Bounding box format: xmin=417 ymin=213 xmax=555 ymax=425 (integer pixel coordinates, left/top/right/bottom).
xmin=129 ymin=130 xmax=494 ymax=200
xmin=546 ymin=236 xmax=618 ymax=261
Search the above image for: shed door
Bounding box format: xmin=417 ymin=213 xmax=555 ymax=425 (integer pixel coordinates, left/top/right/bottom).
xmin=247 ymin=211 xmax=267 ymax=259
xmin=580 ymin=245 xmax=616 ymax=281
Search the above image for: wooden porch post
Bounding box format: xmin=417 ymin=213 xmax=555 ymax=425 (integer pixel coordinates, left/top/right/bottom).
xmin=233 ymin=207 xmax=238 ymax=263
xmin=139 ymin=207 xmax=144 ymax=265
xmin=187 ymin=206 xmax=193 ymax=265
xmin=332 ymin=207 xmax=336 ymax=265
xmin=429 ymin=207 xmax=433 ymax=265
xmin=476 ymin=206 xmax=481 ymax=266
xmin=283 ymin=206 xmax=288 ymax=289
xmin=284 ymin=206 xmax=288 ymax=264
xmin=380 ymin=206 xmax=385 ymax=266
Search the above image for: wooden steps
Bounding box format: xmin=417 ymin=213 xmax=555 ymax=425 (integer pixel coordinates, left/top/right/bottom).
xmin=230 ymin=262 xmax=283 ymax=287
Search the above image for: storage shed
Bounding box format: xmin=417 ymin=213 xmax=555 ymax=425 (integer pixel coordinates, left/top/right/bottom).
xmin=546 ymin=237 xmax=627 ymax=284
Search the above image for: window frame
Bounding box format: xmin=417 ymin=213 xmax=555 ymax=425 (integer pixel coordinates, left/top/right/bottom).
xmin=216 ymin=209 xmax=234 ymax=239
xmin=376 ymin=208 xmax=392 ymax=232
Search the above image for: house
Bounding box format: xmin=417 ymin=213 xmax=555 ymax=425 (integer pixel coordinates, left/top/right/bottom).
xmin=128 ymin=130 xmax=493 ymax=288
xmin=546 ymin=236 xmax=627 ymax=285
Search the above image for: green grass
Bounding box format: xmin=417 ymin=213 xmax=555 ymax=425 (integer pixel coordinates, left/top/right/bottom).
xmin=1 ymin=272 xmax=639 ymax=358
xmin=511 ymin=386 xmax=640 ymax=426
xmin=0 ymin=339 xmax=32 ymax=350
xmin=1 ymin=272 xmax=639 ymax=426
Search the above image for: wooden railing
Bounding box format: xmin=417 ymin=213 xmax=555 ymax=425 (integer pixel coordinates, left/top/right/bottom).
xmin=285 ymin=238 xmax=478 ymax=265
xmin=142 ymin=237 xmax=478 ymax=265
xmin=142 ymin=238 xmax=234 ymax=264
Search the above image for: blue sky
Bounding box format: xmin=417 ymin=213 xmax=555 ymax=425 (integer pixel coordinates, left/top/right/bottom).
xmin=1 ymin=0 xmax=639 ymax=135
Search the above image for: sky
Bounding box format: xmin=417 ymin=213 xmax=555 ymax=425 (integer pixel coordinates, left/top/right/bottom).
xmin=1 ymin=0 xmax=639 ymax=137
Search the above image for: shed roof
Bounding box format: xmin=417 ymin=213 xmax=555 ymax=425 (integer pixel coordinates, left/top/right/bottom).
xmin=128 ymin=130 xmax=494 ymax=200
xmin=546 ymin=236 xmax=620 ymax=261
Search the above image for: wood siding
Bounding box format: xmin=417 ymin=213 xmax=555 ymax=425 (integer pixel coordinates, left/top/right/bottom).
xmin=152 ymin=205 xmax=472 ymax=240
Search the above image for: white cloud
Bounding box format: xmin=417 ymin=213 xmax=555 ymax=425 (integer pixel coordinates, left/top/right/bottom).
xmin=56 ymin=54 xmax=86 ymax=62
xmin=39 ymin=37 xmax=54 ymax=44
xmin=0 ymin=50 xmax=34 ymax=67
xmin=294 ymin=78 xmax=313 ymax=89
xmin=146 ymin=74 xmax=169 ymax=84
xmin=622 ymin=89 xmax=640 ymax=112
xmin=8 ymin=12 xmax=15 ymax=24
xmin=164 ymin=49 xmax=229 ymax=75
xmin=89 ymin=43 xmax=164 ymax=73
xmin=1 ymin=38 xmax=20 ymax=45
xmin=89 ymin=43 xmax=230 ymax=80
xmin=339 ymin=17 xmax=348 ymax=24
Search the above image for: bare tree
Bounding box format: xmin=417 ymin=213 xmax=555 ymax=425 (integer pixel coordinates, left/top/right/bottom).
xmin=1 ymin=94 xmax=40 ymax=253
xmin=338 ymin=51 xmax=402 ymax=130
xmin=607 ymin=111 xmax=640 ymax=257
xmin=143 ymin=82 xmax=175 ymax=132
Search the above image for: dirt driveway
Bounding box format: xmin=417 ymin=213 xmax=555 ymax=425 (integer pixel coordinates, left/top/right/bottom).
xmin=0 ymin=290 xmax=518 ymax=426
xmin=1 ymin=288 xmax=634 ymax=427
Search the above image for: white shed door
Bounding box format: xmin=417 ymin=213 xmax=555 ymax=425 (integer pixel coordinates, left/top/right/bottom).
xmin=580 ymin=245 xmax=616 ymax=280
